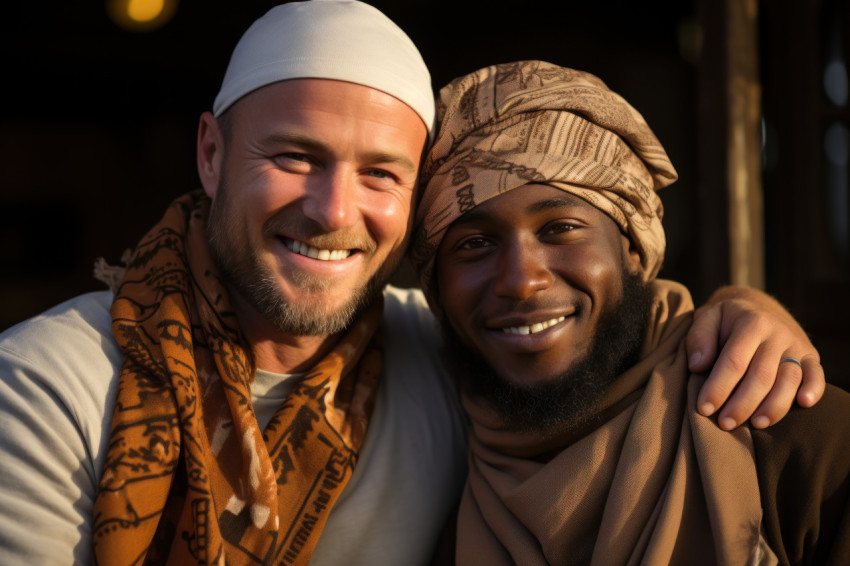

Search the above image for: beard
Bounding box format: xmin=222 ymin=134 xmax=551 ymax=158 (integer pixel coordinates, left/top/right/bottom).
xmin=206 ymin=176 xmax=401 ymax=337
xmin=441 ymin=268 xmax=654 ymax=436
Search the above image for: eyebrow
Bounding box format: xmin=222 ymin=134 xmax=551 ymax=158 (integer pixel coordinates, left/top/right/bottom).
xmin=261 ymin=132 xmax=418 ymax=173
xmin=527 ymin=194 xmax=591 ymax=214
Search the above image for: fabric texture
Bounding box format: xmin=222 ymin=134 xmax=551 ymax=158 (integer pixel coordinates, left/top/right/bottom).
xmin=456 ymin=280 xmax=776 ymax=565
xmin=212 ymin=0 xmax=435 ymax=134
xmin=92 ymin=190 xmax=384 ymax=565
xmin=0 ymin=286 xmax=469 ymax=566
xmin=750 ymin=384 xmax=850 ymax=564
xmin=412 ymin=60 xmax=678 ymax=309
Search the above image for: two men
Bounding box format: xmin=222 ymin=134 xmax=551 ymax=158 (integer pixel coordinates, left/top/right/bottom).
xmin=415 ymin=60 xmax=849 ymax=564
xmin=0 ymin=2 xmax=827 ymax=565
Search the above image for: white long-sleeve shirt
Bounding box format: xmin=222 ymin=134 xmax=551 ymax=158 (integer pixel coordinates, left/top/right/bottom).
xmin=0 ymin=285 xmax=467 ymax=565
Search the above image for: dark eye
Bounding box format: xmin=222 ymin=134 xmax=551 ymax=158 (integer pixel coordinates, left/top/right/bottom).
xmin=545 ymin=222 xmax=576 ymax=235
xmin=459 ymin=236 xmax=492 ymax=250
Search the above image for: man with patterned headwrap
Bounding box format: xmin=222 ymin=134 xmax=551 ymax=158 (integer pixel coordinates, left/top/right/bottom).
xmin=415 ymin=60 xmax=850 ymax=565
xmin=0 ymin=2 xmax=830 ymax=565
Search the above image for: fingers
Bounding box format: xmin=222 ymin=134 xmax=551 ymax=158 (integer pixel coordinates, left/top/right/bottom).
xmin=797 ymin=357 xmax=825 ymax=407
xmin=728 ymin=355 xmax=803 ymax=430
xmin=700 ymin=351 xmax=817 ymax=430
xmin=700 ymin=342 xmax=785 ymax=430
xmin=691 ymin=285 xmax=827 ymax=431
xmin=685 ymin=304 xmax=723 ymax=374
xmin=695 ymin=320 xmax=762 ymax=420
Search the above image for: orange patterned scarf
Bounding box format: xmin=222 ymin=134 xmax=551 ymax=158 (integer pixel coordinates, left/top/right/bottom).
xmin=92 ymin=190 xmax=383 ymax=565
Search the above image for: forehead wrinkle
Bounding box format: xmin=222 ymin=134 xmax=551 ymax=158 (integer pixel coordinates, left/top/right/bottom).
xmin=260 ymin=131 xmax=326 ymax=153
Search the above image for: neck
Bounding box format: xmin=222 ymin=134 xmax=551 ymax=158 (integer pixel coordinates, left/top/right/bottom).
xmin=230 ymin=291 xmax=343 ymax=374
xmin=250 ymin=332 xmax=341 ymax=374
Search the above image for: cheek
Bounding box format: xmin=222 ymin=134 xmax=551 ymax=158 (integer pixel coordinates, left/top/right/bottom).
xmin=580 ymin=259 xmax=612 ymax=282
xmin=436 ymin=260 xmax=489 ymax=321
xmin=227 ymin=157 xmax=307 ymax=210
xmin=364 ymin=192 xmax=414 ymax=244
xmin=577 ymin=247 xmax=625 ymax=301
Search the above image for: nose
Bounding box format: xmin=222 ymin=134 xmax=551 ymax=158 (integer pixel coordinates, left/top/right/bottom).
xmin=492 ymin=241 xmax=553 ymax=301
xmin=302 ymin=167 xmax=358 ymax=231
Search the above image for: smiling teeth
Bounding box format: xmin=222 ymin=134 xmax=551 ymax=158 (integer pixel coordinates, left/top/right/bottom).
xmin=502 ymin=316 xmax=566 ymax=335
xmin=286 ymin=240 xmax=351 ymax=261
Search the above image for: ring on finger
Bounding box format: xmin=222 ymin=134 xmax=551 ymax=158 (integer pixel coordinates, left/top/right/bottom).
xmin=779 ymin=356 xmax=803 ymax=370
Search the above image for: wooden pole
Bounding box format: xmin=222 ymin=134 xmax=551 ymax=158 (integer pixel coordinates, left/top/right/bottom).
xmin=726 ymin=0 xmax=765 ymax=288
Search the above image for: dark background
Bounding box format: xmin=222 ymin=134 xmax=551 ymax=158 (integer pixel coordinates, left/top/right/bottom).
xmin=1 ymin=0 xmax=847 ymax=388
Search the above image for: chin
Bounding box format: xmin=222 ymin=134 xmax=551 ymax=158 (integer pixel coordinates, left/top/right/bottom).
xmin=441 ymin=270 xmax=654 ymax=435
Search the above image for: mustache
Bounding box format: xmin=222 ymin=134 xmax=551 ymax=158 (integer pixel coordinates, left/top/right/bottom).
xmin=263 ymin=213 xmax=377 ymax=253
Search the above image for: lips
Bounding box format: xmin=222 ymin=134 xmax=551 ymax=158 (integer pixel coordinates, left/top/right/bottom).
xmin=479 ymin=310 xmax=575 ymax=356
xmin=500 ymin=315 xmax=566 ymax=335
xmin=282 ymin=237 xmax=355 ymax=261
xmin=486 ymin=307 xmax=576 ymax=337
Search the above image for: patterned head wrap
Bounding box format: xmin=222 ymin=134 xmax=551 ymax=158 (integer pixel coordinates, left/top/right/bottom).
xmin=412 ymin=60 xmax=678 ymax=306
xmin=213 ymin=0 xmax=434 ymax=134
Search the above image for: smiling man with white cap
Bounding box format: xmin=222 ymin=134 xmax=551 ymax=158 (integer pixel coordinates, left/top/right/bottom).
xmin=0 ymin=3 xmax=466 ymax=565
xmin=0 ymin=2 xmax=829 ymax=565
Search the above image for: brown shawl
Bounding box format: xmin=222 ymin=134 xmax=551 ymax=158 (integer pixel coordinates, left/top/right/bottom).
xmin=92 ymin=190 xmax=383 ymax=565
xmin=457 ymin=280 xmax=776 ymax=565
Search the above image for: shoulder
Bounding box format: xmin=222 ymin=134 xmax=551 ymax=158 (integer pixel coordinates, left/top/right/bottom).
xmin=752 ymin=384 xmax=850 ymax=564
xmin=382 ymin=285 xmax=438 ymax=331
xmin=381 ymin=285 xmax=444 ymax=362
xmin=0 ymin=290 xmax=117 ymax=360
xmin=752 ymin=383 xmax=850 ymax=465
xmin=0 ymin=290 xmax=122 ymax=417
xmin=379 ymin=285 xmax=456 ymax=401
xmin=751 ymin=384 xmax=850 ymax=491
xmin=0 ymin=291 xmax=122 ymax=564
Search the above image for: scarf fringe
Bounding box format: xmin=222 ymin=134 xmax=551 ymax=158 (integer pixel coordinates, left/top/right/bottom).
xmin=93 ymin=249 xmax=132 ymax=293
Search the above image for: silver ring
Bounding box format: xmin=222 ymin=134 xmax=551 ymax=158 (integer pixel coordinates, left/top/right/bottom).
xmin=779 ymin=357 xmax=803 ymax=369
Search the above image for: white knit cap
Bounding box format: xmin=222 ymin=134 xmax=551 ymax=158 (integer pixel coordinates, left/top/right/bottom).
xmin=212 ymin=0 xmax=434 ymax=133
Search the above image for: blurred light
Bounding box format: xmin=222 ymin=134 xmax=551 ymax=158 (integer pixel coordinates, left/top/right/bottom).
xmin=761 ymin=118 xmax=779 ymax=172
xmin=825 ymin=121 xmax=850 ymax=166
xmin=676 ymin=17 xmax=703 ymax=65
xmin=824 ymin=59 xmax=849 ymax=107
xmin=107 ymin=0 xmax=178 ymax=32
xmin=824 ymin=121 xmax=850 ymax=256
xmin=128 ymin=0 xmax=164 ymax=23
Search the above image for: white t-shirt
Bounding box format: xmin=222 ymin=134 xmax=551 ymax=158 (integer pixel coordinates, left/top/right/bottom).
xmin=0 ymin=286 xmax=468 ymax=565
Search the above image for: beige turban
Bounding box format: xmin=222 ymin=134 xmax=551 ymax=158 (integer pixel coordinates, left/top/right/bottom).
xmin=412 ymin=60 xmax=678 ymax=307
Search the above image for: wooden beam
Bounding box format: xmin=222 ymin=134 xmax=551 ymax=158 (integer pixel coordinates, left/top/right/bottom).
xmin=726 ymin=0 xmax=765 ymax=288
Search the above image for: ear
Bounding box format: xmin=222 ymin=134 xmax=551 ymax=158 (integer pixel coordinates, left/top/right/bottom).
xmin=621 ymin=233 xmax=643 ymax=276
xmin=197 ymin=111 xmax=225 ymax=198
